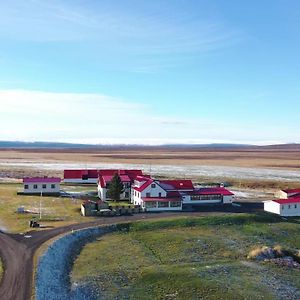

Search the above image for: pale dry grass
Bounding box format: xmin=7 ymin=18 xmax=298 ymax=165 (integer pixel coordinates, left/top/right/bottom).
xmin=0 ymin=183 xmax=95 ymax=233
xmin=0 ymin=147 xmax=300 ymax=169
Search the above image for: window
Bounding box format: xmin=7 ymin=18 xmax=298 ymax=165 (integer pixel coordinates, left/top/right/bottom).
xmin=170 ymin=201 xmax=181 ymax=207
xmin=191 ymin=194 xmax=222 ymax=201
xmin=295 ymin=205 xmax=297 ymax=208
xmin=51 ymin=184 xmax=56 ymax=189
xmin=288 ymin=205 xmax=291 ymax=209
xmin=151 ymin=183 xmax=156 ymax=188
xmin=146 ymin=192 xmax=151 ymax=197
xmin=145 ymin=201 xmax=156 ymax=208
xmin=82 ymin=175 xmax=88 ymax=180
xmin=33 ymin=184 xmax=38 ymax=189
xmin=158 ymin=201 xmax=169 ymax=207
xmin=42 ymin=184 xmax=47 ymax=189
xmin=125 ymin=192 xmax=129 ymax=198
xmin=282 ymin=205 xmax=284 ymax=210
xmin=158 ymin=192 xmax=162 ymax=197
xmin=24 ymin=185 xmax=28 ymax=190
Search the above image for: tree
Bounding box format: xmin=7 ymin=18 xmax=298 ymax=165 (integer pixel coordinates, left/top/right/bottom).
xmin=107 ymin=173 xmax=124 ymax=202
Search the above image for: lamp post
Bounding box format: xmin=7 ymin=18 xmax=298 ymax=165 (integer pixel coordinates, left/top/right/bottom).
xmin=39 ymin=191 xmax=42 ymax=220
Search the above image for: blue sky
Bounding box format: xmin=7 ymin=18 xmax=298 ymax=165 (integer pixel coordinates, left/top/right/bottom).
xmin=0 ymin=0 xmax=299 ymax=144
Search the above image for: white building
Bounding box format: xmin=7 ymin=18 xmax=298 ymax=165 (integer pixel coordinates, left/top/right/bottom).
xmin=131 ymin=178 xmax=234 ymax=212
xmin=98 ymin=174 xmax=132 ymax=201
xmin=275 ymin=189 xmax=300 ymax=199
xmin=23 ymin=177 xmax=61 ymax=194
xmin=182 ymin=188 xmax=234 ymax=206
xmin=264 ymin=198 xmax=300 ymax=217
xmin=131 ymin=177 xmax=183 ymax=211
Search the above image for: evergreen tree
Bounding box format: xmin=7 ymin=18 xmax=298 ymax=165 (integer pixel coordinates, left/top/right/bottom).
xmin=107 ymin=173 xmax=124 ymax=201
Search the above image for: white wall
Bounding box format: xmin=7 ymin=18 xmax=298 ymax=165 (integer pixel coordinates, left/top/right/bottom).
xmin=264 ymin=201 xmax=300 ymax=216
xmin=182 ymin=194 xmax=224 ymax=205
xmin=264 ymin=201 xmax=280 ymax=215
xmin=131 ymin=183 xmax=167 ymax=205
xmin=274 ymin=190 xmax=288 ymax=199
xmin=98 ymin=184 xmax=131 ymax=201
xmin=143 ymin=201 xmax=182 ymax=212
xmin=141 ymin=183 xmax=167 ymax=198
xmin=280 ymin=203 xmax=300 ymax=217
xmin=23 ymin=182 xmax=60 ymax=194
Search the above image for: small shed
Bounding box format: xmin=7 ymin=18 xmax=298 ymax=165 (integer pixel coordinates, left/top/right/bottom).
xmin=264 ymin=197 xmax=300 ymax=217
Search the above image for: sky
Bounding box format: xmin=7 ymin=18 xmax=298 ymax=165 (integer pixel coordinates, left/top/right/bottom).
xmin=0 ymin=0 xmax=299 ymax=145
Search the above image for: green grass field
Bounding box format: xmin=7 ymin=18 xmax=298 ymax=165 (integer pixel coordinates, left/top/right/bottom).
xmin=72 ymin=214 xmax=300 ymax=299
xmin=0 ymin=183 xmax=96 ymax=233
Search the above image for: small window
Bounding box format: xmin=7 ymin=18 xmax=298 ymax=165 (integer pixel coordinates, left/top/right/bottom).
xmin=42 ymin=184 xmax=47 ymax=189
xmin=158 ymin=192 xmax=161 ymax=197
xmin=146 ymin=192 xmax=151 ymax=197
xmin=24 ymin=184 xmax=29 ymax=189
xmin=33 ymin=184 xmax=38 ymax=189
xmin=151 ymin=183 xmax=156 ymax=188
xmin=288 ymin=205 xmax=291 ymax=209
xmin=295 ymin=205 xmax=297 ymax=208
xmin=282 ymin=205 xmax=284 ymax=210
xmin=51 ymin=184 xmax=56 ymax=189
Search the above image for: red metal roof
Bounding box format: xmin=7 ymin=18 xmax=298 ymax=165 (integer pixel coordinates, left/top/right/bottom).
xmin=99 ymin=174 xmax=131 ymax=188
xmin=159 ymin=180 xmax=194 ymax=190
xmin=64 ymin=169 xmax=143 ymax=180
xmin=167 ymin=191 xmax=181 ymax=197
xmin=282 ymin=188 xmax=300 ymax=194
xmin=142 ymin=197 xmax=181 ymax=202
xmin=186 ymin=187 xmax=234 ymax=196
xmin=23 ymin=177 xmax=61 ymax=183
xmin=133 ymin=179 xmax=154 ymax=192
xmin=273 ymin=197 xmax=300 ymax=204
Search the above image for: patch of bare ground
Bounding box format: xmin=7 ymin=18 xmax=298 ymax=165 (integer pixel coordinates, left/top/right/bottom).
xmin=0 ymin=146 xmax=300 ymax=169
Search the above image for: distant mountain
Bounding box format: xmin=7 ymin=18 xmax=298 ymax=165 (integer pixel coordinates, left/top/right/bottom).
xmin=0 ymin=140 xmax=299 ymax=150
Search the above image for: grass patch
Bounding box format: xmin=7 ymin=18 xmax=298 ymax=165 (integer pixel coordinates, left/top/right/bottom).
xmin=0 ymin=183 xmax=95 ymax=233
xmin=72 ymin=214 xmax=300 ymax=299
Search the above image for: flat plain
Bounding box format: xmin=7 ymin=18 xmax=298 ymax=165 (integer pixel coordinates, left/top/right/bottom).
xmin=1 ymin=145 xmax=300 ymax=169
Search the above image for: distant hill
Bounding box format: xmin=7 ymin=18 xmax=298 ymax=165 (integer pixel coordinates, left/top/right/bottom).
xmin=0 ymin=140 xmax=299 ymax=150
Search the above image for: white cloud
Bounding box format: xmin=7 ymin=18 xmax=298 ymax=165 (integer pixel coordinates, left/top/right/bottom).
xmin=0 ymin=89 xmax=298 ymax=145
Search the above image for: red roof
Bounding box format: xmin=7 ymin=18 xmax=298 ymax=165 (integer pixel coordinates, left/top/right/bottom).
xmin=23 ymin=177 xmax=61 ymax=183
xmin=187 ymin=187 xmax=234 ymax=196
xmin=133 ymin=179 xmax=154 ymax=192
xmin=167 ymin=191 xmax=181 ymax=197
xmin=273 ymin=197 xmax=300 ymax=204
xmin=142 ymin=197 xmax=181 ymax=202
xmin=64 ymin=169 xmax=143 ymax=180
xmin=159 ymin=180 xmax=194 ymax=190
xmin=99 ymin=174 xmax=131 ymax=188
xmin=282 ymin=188 xmax=300 ymax=194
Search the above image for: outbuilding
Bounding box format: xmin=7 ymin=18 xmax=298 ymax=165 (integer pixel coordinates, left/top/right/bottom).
xmin=23 ymin=177 xmax=61 ymax=195
xmin=264 ymin=197 xmax=300 ymax=217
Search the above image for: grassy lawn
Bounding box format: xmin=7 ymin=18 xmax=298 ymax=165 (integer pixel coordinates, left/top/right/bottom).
xmin=72 ymin=214 xmax=300 ymax=299
xmin=0 ymin=183 xmax=96 ymax=233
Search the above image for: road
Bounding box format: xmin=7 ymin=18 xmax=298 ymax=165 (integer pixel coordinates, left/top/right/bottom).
xmin=0 ymin=204 xmax=261 ymax=300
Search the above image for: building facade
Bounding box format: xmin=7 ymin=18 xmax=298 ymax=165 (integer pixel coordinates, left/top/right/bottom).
xmin=264 ymin=197 xmax=300 ymax=217
xmin=23 ymin=177 xmax=61 ymax=194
